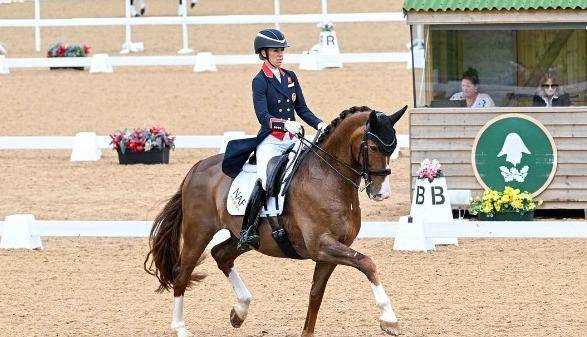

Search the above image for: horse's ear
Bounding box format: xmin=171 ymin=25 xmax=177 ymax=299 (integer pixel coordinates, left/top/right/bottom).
xmin=369 ymin=110 xmax=379 ymax=127
xmin=387 ymin=105 xmax=408 ymax=126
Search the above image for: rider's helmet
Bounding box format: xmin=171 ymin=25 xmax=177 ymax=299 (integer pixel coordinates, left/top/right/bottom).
xmin=254 ymin=29 xmax=289 ymax=58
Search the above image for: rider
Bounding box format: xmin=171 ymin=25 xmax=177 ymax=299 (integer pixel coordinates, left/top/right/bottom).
xmin=222 ymin=28 xmax=327 ymax=249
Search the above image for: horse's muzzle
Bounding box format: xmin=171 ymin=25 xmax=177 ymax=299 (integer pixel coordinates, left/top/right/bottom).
xmin=370 ymin=178 xmax=391 ymax=201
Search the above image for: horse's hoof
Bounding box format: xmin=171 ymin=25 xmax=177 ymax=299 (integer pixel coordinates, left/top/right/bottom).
xmin=380 ymin=320 xmax=401 ymax=335
xmin=230 ymin=307 xmax=245 ymax=328
xmin=176 ymin=327 xmax=193 ymax=337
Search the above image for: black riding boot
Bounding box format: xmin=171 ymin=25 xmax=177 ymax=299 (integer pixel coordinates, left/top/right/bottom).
xmin=237 ymin=180 xmax=265 ymax=250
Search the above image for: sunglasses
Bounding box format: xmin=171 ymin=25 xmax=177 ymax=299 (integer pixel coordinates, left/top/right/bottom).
xmin=541 ymin=84 xmax=559 ymax=89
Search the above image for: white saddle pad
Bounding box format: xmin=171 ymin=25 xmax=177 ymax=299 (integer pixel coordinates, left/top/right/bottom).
xmin=227 ymin=152 xmax=296 ymax=217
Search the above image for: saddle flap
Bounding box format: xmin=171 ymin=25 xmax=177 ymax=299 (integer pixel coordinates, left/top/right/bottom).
xmin=266 ymin=153 xmax=290 ymax=197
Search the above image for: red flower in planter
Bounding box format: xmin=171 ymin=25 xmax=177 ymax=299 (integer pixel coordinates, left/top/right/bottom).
xmin=56 ymin=44 xmax=67 ymax=57
xmin=110 ymin=126 xmax=175 ymax=154
xmin=83 ymin=44 xmax=91 ymax=56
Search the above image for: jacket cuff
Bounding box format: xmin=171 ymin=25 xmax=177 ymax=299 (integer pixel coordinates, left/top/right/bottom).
xmin=269 ymin=118 xmax=286 ymax=131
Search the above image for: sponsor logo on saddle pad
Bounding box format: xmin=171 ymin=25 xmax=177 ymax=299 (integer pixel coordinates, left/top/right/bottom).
xmin=472 ymin=113 xmax=557 ymax=197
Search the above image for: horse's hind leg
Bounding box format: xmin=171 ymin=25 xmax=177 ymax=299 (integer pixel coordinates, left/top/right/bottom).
xmin=171 ymin=220 xmax=215 ymax=337
xmin=312 ymin=236 xmax=400 ymax=336
xmin=139 ymin=0 xmax=146 ymax=15
xmin=211 ymin=237 xmax=252 ymax=328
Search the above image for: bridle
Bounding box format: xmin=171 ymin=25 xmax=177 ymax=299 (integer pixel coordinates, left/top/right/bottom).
xmin=296 ymin=120 xmax=395 ymax=192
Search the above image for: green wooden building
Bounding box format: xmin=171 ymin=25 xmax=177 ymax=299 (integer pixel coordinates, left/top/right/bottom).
xmin=402 ymin=0 xmax=587 ymax=211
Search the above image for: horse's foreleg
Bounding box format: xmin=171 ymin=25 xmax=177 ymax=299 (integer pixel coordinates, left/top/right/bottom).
xmin=301 ymin=262 xmax=336 ymax=337
xmin=313 ymin=236 xmax=400 ymax=336
xmin=211 ymin=237 xmax=252 ymax=328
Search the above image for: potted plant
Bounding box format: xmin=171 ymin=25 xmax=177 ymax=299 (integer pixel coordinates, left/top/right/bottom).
xmin=47 ymin=42 xmax=91 ymax=70
xmin=110 ymin=126 xmax=175 ymax=165
xmin=469 ymin=186 xmax=542 ymax=221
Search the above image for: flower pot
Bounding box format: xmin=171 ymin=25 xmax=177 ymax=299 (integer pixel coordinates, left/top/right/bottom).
xmin=117 ymin=148 xmax=170 ymax=165
xmin=478 ymin=210 xmax=534 ymax=221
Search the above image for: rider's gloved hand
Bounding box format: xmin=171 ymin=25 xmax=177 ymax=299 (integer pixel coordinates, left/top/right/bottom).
xmin=317 ymin=122 xmax=327 ymax=132
xmin=284 ymin=120 xmax=302 ymax=134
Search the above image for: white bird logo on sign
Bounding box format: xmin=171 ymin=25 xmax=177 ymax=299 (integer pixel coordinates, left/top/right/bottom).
xmin=497 ymin=133 xmax=531 ymax=182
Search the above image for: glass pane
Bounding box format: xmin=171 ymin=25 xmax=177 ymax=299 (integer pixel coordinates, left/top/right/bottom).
xmin=413 ymin=26 xmax=587 ymax=108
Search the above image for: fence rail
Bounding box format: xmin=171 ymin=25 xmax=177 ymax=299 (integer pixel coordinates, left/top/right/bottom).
xmin=0 ymin=12 xmax=405 ymax=28
xmin=0 ymin=134 xmax=412 ymax=150
xmin=1 ymin=52 xmax=412 ymax=70
xmin=1 ymin=220 xmax=585 ymax=239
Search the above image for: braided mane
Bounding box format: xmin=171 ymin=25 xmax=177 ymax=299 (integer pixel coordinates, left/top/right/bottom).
xmin=316 ymin=106 xmax=371 ymax=145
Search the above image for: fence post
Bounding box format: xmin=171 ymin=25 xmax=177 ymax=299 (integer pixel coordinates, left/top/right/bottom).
xmin=178 ymin=0 xmax=193 ymax=54
xmin=321 ymin=0 xmax=328 ymax=23
xmin=34 ymin=0 xmax=40 ymax=51
xmin=121 ymin=0 xmax=132 ymax=53
xmin=273 ymin=0 xmax=280 ymax=30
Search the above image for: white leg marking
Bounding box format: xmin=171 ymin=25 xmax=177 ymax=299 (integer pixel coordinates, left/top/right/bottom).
xmin=228 ymin=267 xmax=253 ymax=320
xmin=171 ymin=296 xmax=193 ymax=337
xmin=370 ymin=283 xmax=398 ymax=323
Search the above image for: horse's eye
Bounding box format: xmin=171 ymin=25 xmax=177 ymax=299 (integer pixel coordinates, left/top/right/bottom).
xmin=369 ymin=145 xmax=378 ymax=151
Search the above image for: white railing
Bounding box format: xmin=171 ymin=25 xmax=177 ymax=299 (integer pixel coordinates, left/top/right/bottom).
xmin=1 ymin=52 xmax=412 ymax=70
xmin=0 ymin=0 xmax=405 ymax=52
xmin=1 ymin=220 xmax=585 ymax=239
xmin=0 ymin=134 xmax=412 ymax=151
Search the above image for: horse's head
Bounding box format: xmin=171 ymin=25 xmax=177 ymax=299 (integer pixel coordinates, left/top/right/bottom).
xmin=351 ymin=106 xmax=407 ymax=201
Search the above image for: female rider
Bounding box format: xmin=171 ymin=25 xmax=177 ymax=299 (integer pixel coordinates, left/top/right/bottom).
xmin=222 ymin=28 xmax=327 ymax=249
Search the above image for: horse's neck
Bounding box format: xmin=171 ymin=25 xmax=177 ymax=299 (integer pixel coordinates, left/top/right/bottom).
xmin=305 ymin=114 xmax=366 ymax=197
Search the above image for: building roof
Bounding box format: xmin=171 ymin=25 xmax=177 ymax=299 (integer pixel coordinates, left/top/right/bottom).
xmin=403 ymin=0 xmax=587 ymax=12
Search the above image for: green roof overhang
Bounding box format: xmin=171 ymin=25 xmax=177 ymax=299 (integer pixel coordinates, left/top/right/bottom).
xmin=403 ymin=0 xmax=587 ymax=12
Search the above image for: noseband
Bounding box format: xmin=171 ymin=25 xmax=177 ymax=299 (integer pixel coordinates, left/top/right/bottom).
xmin=298 ymin=120 xmax=395 ymax=191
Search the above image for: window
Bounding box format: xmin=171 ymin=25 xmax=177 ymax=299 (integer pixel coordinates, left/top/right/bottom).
xmin=412 ymin=24 xmax=587 ymax=108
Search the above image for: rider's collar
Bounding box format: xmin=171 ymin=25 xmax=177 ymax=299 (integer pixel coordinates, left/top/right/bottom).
xmin=262 ymin=63 xmax=285 ymax=78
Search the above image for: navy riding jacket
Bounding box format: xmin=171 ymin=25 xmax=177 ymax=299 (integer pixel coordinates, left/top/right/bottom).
xmin=222 ymin=64 xmax=322 ymax=178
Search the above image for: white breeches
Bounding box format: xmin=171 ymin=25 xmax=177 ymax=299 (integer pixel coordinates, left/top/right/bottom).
xmin=256 ymin=134 xmax=297 ymax=190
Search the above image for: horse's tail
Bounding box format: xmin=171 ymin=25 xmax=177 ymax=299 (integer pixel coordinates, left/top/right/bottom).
xmin=143 ymin=162 xmax=211 ymax=293
xmin=143 ymin=183 xmax=184 ymax=292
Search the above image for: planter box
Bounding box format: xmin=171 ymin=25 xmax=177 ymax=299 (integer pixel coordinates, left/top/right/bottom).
xmin=117 ymin=148 xmax=170 ymax=165
xmin=49 ymin=66 xmax=85 ymax=71
xmin=478 ymin=210 xmax=534 ymax=221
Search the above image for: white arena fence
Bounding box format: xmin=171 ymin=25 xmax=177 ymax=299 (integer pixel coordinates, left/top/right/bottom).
xmin=0 ymin=133 xmax=411 ymax=154
xmin=0 ymin=0 xmax=405 ymax=53
xmin=0 ymin=52 xmax=413 ymax=71
xmin=0 ymin=220 xmax=585 ymax=250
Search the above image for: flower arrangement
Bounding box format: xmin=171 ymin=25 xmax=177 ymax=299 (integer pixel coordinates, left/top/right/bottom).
xmin=416 ymin=158 xmax=442 ymax=182
xmin=318 ymin=22 xmax=335 ymax=32
xmin=47 ymin=42 xmax=91 ymax=58
xmin=110 ymin=126 xmax=175 ymax=154
xmin=469 ymin=186 xmax=543 ymax=218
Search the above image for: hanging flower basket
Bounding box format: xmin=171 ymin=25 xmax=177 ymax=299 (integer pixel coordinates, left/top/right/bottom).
xmin=469 ymin=186 xmax=542 ymax=221
xmin=47 ymin=42 xmax=91 ymax=71
xmin=110 ymin=126 xmax=175 ymax=165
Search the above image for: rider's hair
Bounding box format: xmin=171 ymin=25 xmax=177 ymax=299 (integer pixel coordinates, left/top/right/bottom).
xmin=316 ymin=106 xmax=372 ymax=145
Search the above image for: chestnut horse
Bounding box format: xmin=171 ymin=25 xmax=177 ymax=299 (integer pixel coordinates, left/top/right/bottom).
xmin=144 ymin=105 xmax=407 ymax=337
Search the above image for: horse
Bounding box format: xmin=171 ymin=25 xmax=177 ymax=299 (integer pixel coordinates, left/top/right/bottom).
xmin=129 ymin=0 xmax=197 ymax=17
xmin=144 ymin=105 xmax=407 ymax=337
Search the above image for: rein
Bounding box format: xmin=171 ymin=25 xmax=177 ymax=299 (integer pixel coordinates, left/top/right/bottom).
xmin=296 ymin=121 xmax=394 ymax=192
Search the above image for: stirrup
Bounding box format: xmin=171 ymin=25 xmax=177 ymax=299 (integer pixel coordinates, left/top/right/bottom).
xmin=237 ymin=229 xmax=260 ymax=251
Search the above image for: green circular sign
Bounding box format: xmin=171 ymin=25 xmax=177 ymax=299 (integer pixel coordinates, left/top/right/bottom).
xmin=472 ymin=114 xmax=557 ymax=197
